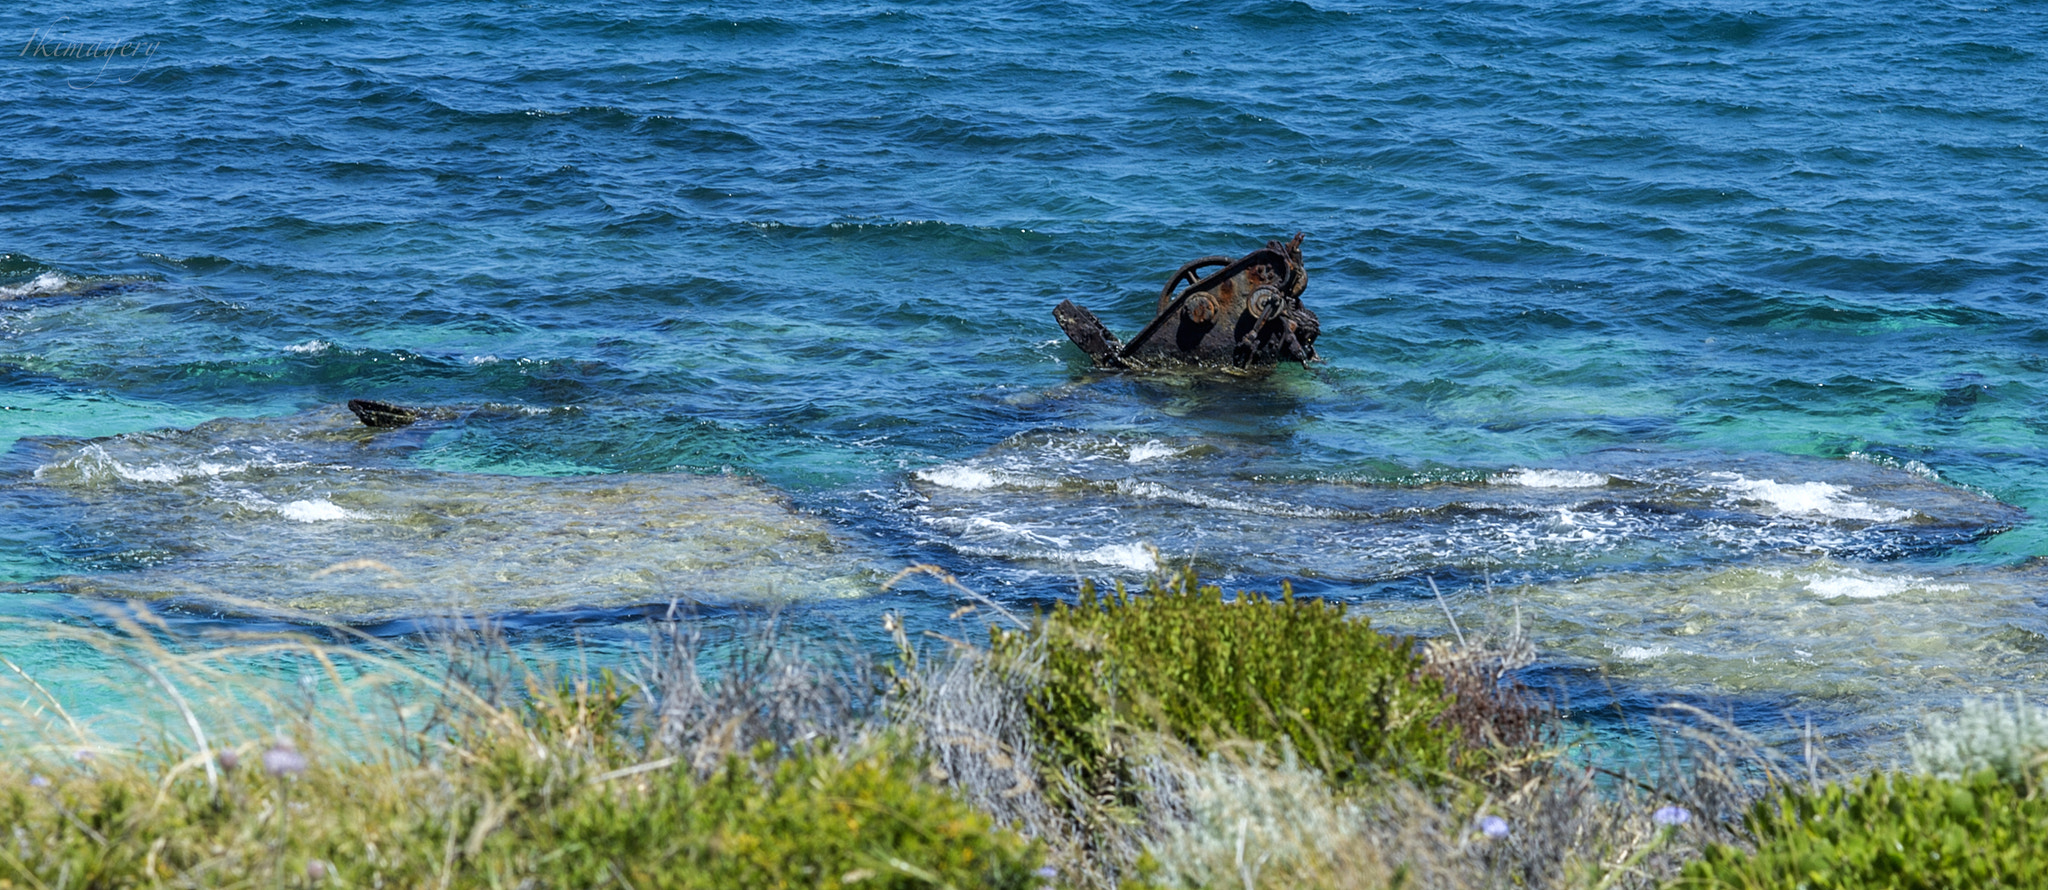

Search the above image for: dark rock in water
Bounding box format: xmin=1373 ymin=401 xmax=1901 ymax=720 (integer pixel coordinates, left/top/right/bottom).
xmin=1055 ymin=234 xmax=1320 ymax=371
xmin=347 ymin=398 xmax=420 ymax=428
xmin=1936 ymin=376 xmax=1986 ymax=415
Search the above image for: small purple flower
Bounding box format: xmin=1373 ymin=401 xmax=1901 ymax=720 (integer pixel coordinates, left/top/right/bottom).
xmin=73 ymin=748 xmax=94 ymax=762
xmin=262 ymin=742 xmax=307 ymax=777
xmin=217 ymin=748 xmax=240 ymax=772
xmin=28 ymin=774 xmax=49 ymax=788
xmin=1653 ymin=805 xmax=1692 ymax=827
xmin=306 ymin=859 xmax=330 ymax=881
xmin=1479 ymin=814 xmax=1510 ymax=838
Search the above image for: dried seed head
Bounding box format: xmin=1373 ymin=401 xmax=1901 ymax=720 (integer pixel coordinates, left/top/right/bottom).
xmin=263 ymin=741 xmax=307 ymax=777
xmin=1653 ymin=805 xmax=1692 ymax=827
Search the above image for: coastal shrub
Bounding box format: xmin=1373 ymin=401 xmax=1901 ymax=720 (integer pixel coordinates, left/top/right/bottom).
xmin=994 ymin=568 xmax=1463 ymax=800
xmin=1908 ymin=693 xmax=2048 ymax=786
xmin=0 ymin=664 xmax=1042 ymax=889
xmin=1673 ymin=768 xmax=2048 ymax=889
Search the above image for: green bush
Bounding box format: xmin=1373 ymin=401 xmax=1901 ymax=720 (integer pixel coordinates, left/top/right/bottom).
xmin=1673 ymin=769 xmax=2048 ymax=889
xmin=995 ymin=568 xmax=1462 ymax=799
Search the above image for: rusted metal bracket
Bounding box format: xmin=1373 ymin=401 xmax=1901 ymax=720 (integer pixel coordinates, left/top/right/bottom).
xmin=1055 ymin=233 xmax=1320 ymax=371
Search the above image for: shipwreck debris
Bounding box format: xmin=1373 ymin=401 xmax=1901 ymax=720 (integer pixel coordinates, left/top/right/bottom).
xmin=344 ymin=399 xmax=571 ymax=430
xmin=346 ymin=398 xmax=421 ymax=428
xmin=1055 ymin=233 xmax=1320 ymax=371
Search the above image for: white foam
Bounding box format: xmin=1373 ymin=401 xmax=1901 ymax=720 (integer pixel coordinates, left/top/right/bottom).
xmin=1611 ymin=643 xmax=1671 ymax=661
xmin=1494 ymin=468 xmax=1610 ymax=488
xmin=1802 ymin=570 xmax=1963 ymax=600
xmin=1481 ymin=505 xmax=1642 ymax=556
xmin=0 ymin=272 xmax=73 ymax=299
xmin=35 ymin=445 xmax=252 ymax=485
xmin=965 ymin=516 xmax=1066 ymax=546
xmin=1126 ymin=441 xmax=1178 ymax=463
xmin=1847 ymin=451 xmax=1940 ymax=480
xmin=139 ymin=459 xmax=251 ymax=483
xmin=916 ymin=466 xmax=1003 ymax=490
xmin=283 ymin=340 xmax=330 ymax=354
xmin=277 ymin=499 xmax=354 ymax=523
xmin=1112 ymin=480 xmax=1342 ymax=518
xmin=469 ymin=355 xmax=500 ymax=365
xmin=120 ymin=463 xmax=201 ymax=483
xmin=922 ymin=513 xmax=1072 ymax=551
xmin=1073 ymin=542 xmax=1159 ymax=571
xmin=1718 ymin=475 xmax=1912 ymax=522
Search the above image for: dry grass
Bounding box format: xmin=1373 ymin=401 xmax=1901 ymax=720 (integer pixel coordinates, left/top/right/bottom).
xmin=633 ymin=604 xmax=881 ymax=775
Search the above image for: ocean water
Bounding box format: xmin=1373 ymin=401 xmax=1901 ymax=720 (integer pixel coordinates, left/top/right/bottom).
xmin=4 ymin=0 xmax=2047 ymax=759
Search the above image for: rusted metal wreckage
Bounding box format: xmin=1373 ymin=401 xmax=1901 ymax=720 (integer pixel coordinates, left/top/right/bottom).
xmin=1055 ymin=233 xmax=1319 ymax=371
xmin=348 ymin=236 xmax=1321 ymax=430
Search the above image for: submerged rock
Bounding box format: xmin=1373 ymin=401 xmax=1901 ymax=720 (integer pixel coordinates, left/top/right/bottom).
xmin=4 ymin=407 xmax=867 ymax=621
xmin=0 ymin=270 xmax=154 ymax=302
xmin=1367 ymin=557 xmax=2048 ymax=761
xmin=346 ymin=398 xmax=420 ymax=428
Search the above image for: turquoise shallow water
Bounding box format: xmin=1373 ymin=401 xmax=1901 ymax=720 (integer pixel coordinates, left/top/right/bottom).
xmin=4 ymin=0 xmax=2048 ymax=758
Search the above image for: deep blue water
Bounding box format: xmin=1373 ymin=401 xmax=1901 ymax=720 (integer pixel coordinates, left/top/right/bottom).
xmin=5 ymin=0 xmax=2048 ymax=757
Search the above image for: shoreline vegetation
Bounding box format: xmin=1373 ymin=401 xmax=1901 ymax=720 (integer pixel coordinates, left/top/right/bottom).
xmin=3 ymin=569 xmax=2044 ymax=888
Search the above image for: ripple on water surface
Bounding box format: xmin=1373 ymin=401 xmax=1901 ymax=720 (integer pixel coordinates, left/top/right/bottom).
xmin=1368 ymin=558 xmax=2048 ymax=752
xmin=903 ymin=430 xmax=2018 ymax=581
